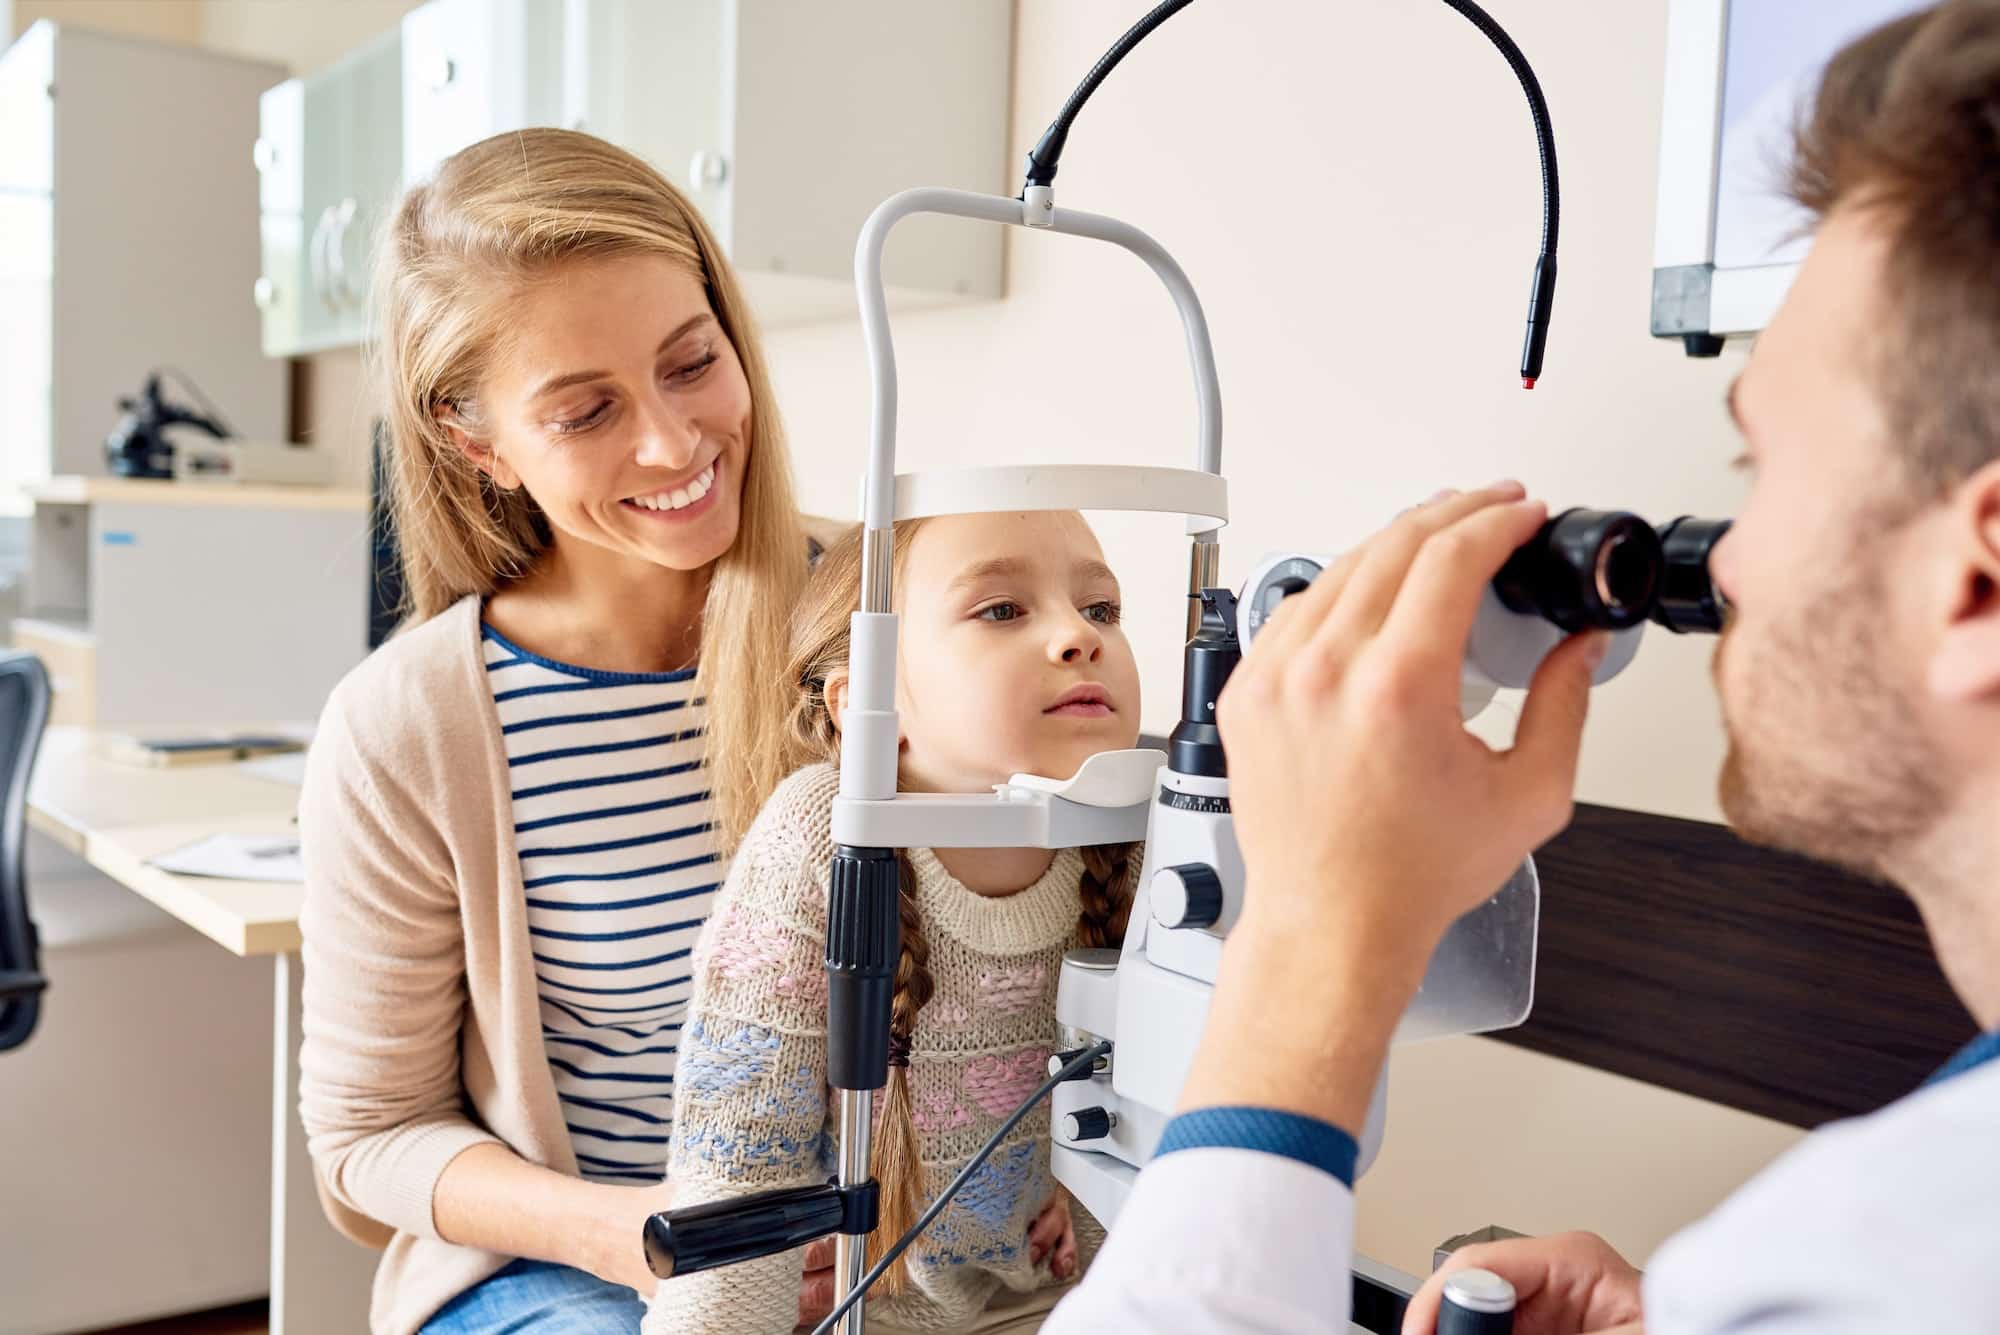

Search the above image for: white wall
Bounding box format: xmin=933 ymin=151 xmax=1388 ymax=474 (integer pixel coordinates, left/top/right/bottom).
xmin=763 ymin=0 xmax=1752 ymax=827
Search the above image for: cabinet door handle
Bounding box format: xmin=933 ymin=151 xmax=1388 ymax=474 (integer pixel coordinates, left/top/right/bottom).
xmin=328 ymin=197 xmax=359 ymax=308
xmin=690 ymin=149 xmax=730 ymax=189
xmin=428 ymin=57 xmax=457 ymax=93
xmin=253 ymin=137 xmax=279 ymax=174
xmin=309 ymin=205 xmax=337 ymax=306
xmin=254 ymin=276 xmax=276 ymax=310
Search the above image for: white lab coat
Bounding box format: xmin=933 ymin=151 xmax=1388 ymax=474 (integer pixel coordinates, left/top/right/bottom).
xmin=1046 ymin=1049 xmax=2000 ymax=1333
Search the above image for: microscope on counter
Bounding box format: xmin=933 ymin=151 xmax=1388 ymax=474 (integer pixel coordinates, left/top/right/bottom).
xmin=640 ymin=3 xmax=1731 ymax=1332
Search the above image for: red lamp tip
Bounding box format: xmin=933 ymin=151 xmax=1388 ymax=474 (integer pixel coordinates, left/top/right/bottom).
xmin=1521 ymin=377 xmax=1537 ymax=390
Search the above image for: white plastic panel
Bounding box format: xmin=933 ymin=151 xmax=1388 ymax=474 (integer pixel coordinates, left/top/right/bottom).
xmin=829 ymin=792 xmax=1150 ymax=851
xmin=89 ymin=502 xmax=368 ymax=725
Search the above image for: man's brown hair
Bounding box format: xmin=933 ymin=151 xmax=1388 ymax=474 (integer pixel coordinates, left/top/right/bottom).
xmin=1790 ymin=0 xmax=2000 ymax=493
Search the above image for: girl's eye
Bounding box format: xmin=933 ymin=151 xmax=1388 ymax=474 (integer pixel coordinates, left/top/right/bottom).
xmin=671 ymin=352 xmax=719 ymax=384
xmin=976 ymin=602 xmax=1024 ymax=623
xmin=553 ymin=401 xmax=611 ymax=434
xmin=1083 ymin=601 xmax=1122 ymax=625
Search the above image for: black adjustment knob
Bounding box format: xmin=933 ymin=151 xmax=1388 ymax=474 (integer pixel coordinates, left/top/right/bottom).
xmin=1062 ymin=1107 xmax=1115 ymax=1142
xmin=1152 ymin=863 xmax=1224 ymax=930
xmin=1439 ymin=1268 xmax=1517 ymax=1335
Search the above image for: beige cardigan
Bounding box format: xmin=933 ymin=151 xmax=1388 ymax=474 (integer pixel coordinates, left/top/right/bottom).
xmin=298 ymin=595 xmax=587 ymax=1334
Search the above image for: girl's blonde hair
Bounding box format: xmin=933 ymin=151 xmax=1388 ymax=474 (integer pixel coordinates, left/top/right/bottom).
xmin=372 ymin=128 xmax=807 ymax=849
xmin=786 ymin=522 xmax=1134 ymax=1293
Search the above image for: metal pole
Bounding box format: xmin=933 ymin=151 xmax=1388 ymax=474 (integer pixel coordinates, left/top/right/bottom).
xmin=861 ymin=526 xmax=894 ymax=617
xmin=834 ymin=1088 xmax=875 ymax=1333
xmin=1188 ymin=537 xmax=1220 ymax=641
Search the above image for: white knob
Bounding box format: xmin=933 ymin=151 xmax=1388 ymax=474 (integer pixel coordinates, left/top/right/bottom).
xmin=1151 ymin=863 xmax=1224 ymax=931
xmin=253 ymin=276 xmax=276 ymax=309
xmin=253 ymin=138 xmax=278 ymax=173
xmin=1062 ymin=1107 xmax=1116 ymax=1142
xmin=428 ymin=57 xmax=456 ymax=93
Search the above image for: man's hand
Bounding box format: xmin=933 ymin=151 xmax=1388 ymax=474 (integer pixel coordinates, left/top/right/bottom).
xmin=1220 ymin=482 xmax=1605 ymax=957
xmin=1182 ymin=485 xmax=1606 ymax=1133
xmin=1402 ymin=1232 xmax=1644 ymax=1335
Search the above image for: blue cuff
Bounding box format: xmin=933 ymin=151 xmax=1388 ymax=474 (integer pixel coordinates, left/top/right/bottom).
xmin=1927 ymin=1029 xmax=2000 ymax=1087
xmin=1154 ymin=1106 xmax=1358 ymax=1186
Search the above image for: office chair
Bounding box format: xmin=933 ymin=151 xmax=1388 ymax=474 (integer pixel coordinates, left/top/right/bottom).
xmin=0 ymin=652 xmax=52 ymax=1053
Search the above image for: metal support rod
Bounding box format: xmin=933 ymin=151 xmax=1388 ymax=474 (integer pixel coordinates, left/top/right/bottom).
xmin=1188 ymin=538 xmax=1220 ymax=641
xmin=861 ymin=525 xmax=894 ymax=617
xmin=834 ymin=1088 xmax=875 ymax=1334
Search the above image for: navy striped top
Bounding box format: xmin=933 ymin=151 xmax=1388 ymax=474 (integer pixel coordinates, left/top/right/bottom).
xmin=483 ymin=623 xmax=720 ymax=1185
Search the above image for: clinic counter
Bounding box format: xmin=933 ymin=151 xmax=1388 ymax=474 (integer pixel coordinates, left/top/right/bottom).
xmin=27 ymin=726 xmax=304 ymax=956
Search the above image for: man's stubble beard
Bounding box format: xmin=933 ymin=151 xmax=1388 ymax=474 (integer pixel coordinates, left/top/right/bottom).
xmin=1715 ymin=538 xmax=1947 ymax=882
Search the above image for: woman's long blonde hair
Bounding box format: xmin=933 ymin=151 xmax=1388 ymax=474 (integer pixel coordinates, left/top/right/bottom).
xmin=787 ymin=523 xmax=1134 ymax=1293
xmin=372 ymin=128 xmax=806 ymax=849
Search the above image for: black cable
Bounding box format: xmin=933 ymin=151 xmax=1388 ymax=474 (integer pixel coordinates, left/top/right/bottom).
xmin=1436 ymin=0 xmax=1558 ymax=257
xmin=807 ymin=1040 xmax=1114 ymax=1335
xmin=1022 ymin=0 xmax=1196 ymax=189
xmin=1434 ymin=0 xmax=1561 ymax=385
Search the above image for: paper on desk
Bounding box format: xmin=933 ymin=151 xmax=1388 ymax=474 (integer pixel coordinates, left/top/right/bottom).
xmin=150 ymin=833 xmax=304 ymax=883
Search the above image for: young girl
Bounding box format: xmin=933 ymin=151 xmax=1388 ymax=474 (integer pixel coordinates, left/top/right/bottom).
xmin=647 ymin=510 xmax=1143 ymax=1333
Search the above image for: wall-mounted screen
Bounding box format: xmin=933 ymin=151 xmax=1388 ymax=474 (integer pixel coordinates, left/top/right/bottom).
xmin=1651 ymin=0 xmax=1927 ymax=355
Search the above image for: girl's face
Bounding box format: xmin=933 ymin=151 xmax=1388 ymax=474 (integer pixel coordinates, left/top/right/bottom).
xmin=890 ymin=512 xmax=1142 ymax=792
xmin=454 ymin=253 xmax=751 ymax=574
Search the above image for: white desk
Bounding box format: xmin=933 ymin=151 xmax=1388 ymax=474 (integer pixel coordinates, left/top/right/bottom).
xmin=28 ymin=726 xmax=376 ymax=1335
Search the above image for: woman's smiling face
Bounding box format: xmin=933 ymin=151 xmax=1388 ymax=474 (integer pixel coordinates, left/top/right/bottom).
xmin=452 ymin=253 xmax=752 ymax=573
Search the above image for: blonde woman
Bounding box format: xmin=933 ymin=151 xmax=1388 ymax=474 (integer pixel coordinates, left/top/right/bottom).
xmin=297 ymin=130 xmax=835 ymax=1335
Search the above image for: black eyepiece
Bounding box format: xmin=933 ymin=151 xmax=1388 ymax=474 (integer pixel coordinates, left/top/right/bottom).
xmin=1650 ymin=516 xmax=1731 ymax=634
xmin=1494 ymin=508 xmax=1663 ymax=632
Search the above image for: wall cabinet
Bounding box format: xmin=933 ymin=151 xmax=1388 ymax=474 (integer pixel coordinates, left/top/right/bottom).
xmin=401 ymin=0 xmax=565 ymax=188
xmin=0 ymin=23 xmax=283 ymax=501
xmin=255 ymin=28 xmax=402 ymax=357
xmin=254 ymin=0 xmax=1013 ymax=354
xmin=565 ymin=0 xmax=1013 ymax=323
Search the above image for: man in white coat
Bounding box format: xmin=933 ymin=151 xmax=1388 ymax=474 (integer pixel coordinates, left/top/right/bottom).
xmin=1046 ymin=3 xmax=2000 ymax=1331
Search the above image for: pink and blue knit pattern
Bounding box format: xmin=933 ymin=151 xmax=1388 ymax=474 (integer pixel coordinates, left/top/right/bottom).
xmin=648 ymin=764 xmax=1096 ymax=1335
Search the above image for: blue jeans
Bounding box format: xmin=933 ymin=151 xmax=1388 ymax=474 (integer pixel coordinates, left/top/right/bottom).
xmin=421 ymin=1258 xmax=645 ymax=1334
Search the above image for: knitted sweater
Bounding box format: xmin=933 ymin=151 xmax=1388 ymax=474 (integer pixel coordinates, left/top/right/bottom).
xmin=647 ymin=764 xmax=1112 ymax=1333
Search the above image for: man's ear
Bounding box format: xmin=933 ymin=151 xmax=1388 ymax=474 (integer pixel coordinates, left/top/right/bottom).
xmin=436 ymin=406 xmax=521 ymax=491
xmin=1928 ymin=458 xmax=2000 ymax=702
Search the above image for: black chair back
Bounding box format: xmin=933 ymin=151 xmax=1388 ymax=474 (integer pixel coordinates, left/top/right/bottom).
xmin=0 ymin=653 xmax=52 ymax=1053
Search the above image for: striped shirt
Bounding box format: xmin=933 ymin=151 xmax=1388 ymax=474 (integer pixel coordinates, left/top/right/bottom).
xmin=483 ymin=622 xmax=721 ymax=1185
